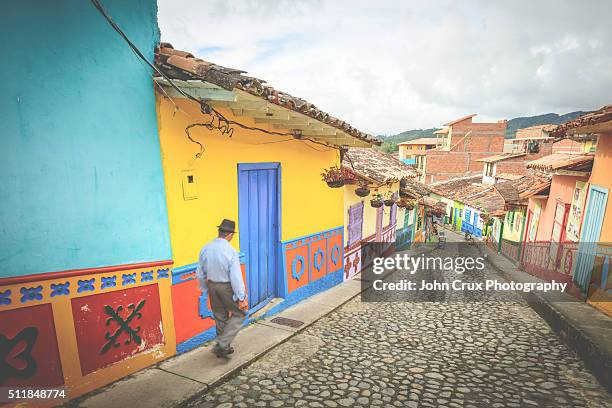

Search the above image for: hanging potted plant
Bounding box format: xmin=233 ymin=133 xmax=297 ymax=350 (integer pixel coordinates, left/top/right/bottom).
xmin=403 ymin=199 xmax=416 ymax=210
xmin=321 ymin=166 xmax=346 ymax=188
xmin=355 ymin=183 xmax=370 ymax=197
xmin=370 ymin=193 xmax=383 ymax=208
xmin=384 ymin=192 xmax=395 ymax=207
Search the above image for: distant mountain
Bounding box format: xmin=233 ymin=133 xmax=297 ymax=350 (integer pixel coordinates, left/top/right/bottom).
xmin=505 ymin=111 xmax=588 ymax=138
xmin=379 ymin=111 xmax=588 ymax=153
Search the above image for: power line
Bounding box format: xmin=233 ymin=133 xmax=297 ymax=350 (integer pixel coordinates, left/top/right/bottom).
xmin=90 ymin=0 xmax=343 ymax=159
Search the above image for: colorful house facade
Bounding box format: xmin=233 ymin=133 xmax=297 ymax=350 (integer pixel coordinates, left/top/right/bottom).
xmin=341 ymin=149 xmax=418 ymax=280
xmin=154 ymin=44 xmax=380 ymax=352
xmin=477 ymin=107 xmax=612 ymax=315
xmin=398 ymin=138 xmax=441 ymax=165
xmin=430 ymin=175 xmax=490 ymax=237
xmin=549 ymin=106 xmax=612 ymax=315
xmin=0 ymin=0 xmax=176 ymax=399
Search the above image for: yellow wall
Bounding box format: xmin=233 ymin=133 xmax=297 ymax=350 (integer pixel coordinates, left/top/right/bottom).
xmin=502 ymin=209 xmax=525 ymax=242
xmin=399 ymin=144 xmax=429 ymax=159
xmin=343 ymin=183 xmax=402 ymax=245
xmin=156 ymin=96 xmax=344 ymax=267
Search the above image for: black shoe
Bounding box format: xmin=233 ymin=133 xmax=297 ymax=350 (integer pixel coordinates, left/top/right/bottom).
xmin=213 ymin=344 xmax=234 ymax=358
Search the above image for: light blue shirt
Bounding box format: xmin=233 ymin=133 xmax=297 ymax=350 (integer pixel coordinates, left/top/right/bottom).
xmin=196 ymin=238 xmax=246 ymax=302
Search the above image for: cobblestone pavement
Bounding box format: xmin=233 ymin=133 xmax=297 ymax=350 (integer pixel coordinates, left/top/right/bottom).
xmin=186 ymin=241 xmax=611 ymax=408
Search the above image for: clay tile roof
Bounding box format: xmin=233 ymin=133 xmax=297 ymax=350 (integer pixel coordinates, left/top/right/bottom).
xmin=400 ymin=178 xmax=432 ymax=198
xmin=430 ymin=174 xmax=514 ymax=214
xmin=549 ymin=105 xmax=612 ymax=138
xmin=398 ymin=138 xmax=441 ymax=146
xmin=526 ymin=153 xmax=594 ymax=172
xmin=494 ymin=172 xmax=551 ymax=205
xmin=342 ymin=148 xmax=418 ymax=184
xmin=494 ymin=181 xmax=520 ymax=204
xmin=155 ymin=43 xmax=380 ymax=146
xmin=429 ymin=175 xmax=487 ymax=202
xmin=466 ymin=189 xmax=506 ymax=215
xmin=495 ymin=173 xmax=523 ymax=181
xmin=513 ymin=173 xmax=551 ymax=199
xmin=475 ymin=153 xmax=527 ymax=163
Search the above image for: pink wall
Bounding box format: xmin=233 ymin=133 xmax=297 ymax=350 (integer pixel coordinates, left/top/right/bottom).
xmin=587 ymin=133 xmax=612 ymax=242
xmin=536 ymin=174 xmax=589 ymax=241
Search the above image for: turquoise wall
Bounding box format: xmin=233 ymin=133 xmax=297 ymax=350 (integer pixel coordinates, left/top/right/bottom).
xmin=0 ymin=0 xmax=171 ymax=277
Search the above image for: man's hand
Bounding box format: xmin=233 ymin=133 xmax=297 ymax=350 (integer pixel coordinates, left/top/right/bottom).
xmin=237 ymin=296 xmax=249 ymax=311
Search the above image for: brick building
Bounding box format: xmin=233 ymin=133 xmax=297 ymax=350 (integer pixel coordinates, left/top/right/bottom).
xmin=414 ymin=114 xmax=507 ymax=184
xmin=477 ymin=133 xmax=555 ymax=184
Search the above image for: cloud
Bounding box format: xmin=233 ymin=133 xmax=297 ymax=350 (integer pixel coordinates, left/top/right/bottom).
xmin=158 ymin=0 xmax=612 ymax=134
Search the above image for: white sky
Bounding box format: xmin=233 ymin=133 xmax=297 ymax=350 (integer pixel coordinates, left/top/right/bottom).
xmin=157 ymin=0 xmax=612 ymax=135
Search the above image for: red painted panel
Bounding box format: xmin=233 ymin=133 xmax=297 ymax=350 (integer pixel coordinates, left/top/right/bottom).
xmin=171 ymin=280 xmax=214 ymax=344
xmin=72 ymin=285 xmax=164 ymax=375
xmin=327 ymin=233 xmax=344 ymax=273
xmin=0 ymin=304 xmax=64 ymax=387
xmin=285 ymin=244 xmax=309 ymax=293
xmin=310 ymin=239 xmax=327 ymax=281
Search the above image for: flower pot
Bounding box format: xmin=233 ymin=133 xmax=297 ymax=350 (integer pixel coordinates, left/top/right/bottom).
xmin=326 ymin=180 xmax=345 ymax=188
xmin=355 ymin=187 xmax=370 ymax=197
xmin=370 ymin=199 xmax=383 ymax=208
xmin=384 ymin=199 xmax=395 ymax=207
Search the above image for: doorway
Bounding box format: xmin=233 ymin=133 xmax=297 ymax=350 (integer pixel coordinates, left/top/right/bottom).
xmin=237 ymin=163 xmax=280 ymax=312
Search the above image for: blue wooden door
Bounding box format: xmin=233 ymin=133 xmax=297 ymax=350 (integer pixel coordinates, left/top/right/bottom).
xmin=573 ymin=185 xmax=608 ymax=293
xmin=238 ymin=163 xmax=280 ymax=311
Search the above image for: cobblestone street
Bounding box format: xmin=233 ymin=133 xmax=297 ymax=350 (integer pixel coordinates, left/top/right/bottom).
xmin=187 ymin=241 xmax=611 ymax=408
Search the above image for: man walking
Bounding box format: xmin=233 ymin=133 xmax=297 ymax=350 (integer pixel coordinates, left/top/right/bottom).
xmin=196 ymin=219 xmax=248 ymax=358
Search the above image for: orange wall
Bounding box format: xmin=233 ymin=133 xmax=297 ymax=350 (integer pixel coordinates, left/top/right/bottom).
xmin=536 ymin=174 xmax=588 ymax=241
xmin=588 ymin=133 xmax=612 ymax=242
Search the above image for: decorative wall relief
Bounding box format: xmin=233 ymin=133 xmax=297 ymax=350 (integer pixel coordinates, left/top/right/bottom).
xmin=71 ymin=285 xmax=164 ymax=375
xmin=0 ymin=304 xmax=63 ymax=387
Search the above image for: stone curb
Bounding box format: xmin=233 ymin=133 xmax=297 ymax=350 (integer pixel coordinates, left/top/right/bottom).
xmin=477 ymin=244 xmax=612 ymax=394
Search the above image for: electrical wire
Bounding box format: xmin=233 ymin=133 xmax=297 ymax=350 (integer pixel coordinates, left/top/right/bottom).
xmin=90 ymin=0 xmax=343 ymax=159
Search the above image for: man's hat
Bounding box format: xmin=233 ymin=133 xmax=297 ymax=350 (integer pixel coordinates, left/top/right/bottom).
xmin=217 ymin=219 xmax=236 ymax=233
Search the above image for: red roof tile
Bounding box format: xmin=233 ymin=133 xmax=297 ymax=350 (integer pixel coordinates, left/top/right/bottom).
xmin=342 ymin=148 xmax=418 ymax=184
xmin=549 ymin=105 xmax=612 ymax=138
xmin=526 ymin=153 xmax=594 ymax=172
xmin=155 ymin=43 xmax=379 ymax=146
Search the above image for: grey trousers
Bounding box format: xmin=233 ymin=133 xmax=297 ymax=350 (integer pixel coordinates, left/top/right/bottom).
xmin=208 ymin=281 xmax=246 ymax=348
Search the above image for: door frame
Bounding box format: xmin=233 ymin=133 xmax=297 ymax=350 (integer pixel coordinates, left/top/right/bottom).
xmin=237 ymin=162 xmax=282 ymax=314
xmin=573 ymin=184 xmax=608 ymax=294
